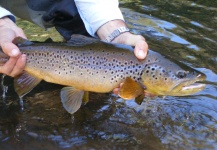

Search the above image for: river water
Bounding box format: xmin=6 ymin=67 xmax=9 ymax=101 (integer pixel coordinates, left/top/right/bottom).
xmin=0 ymin=0 xmax=217 ymax=149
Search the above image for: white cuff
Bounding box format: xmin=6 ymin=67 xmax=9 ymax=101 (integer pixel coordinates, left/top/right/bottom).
xmin=0 ymin=6 xmax=16 ymax=22
xmin=74 ymin=0 xmax=124 ymax=37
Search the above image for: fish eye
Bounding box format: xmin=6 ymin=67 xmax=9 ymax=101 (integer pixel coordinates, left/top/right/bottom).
xmin=176 ymin=71 xmax=188 ymax=79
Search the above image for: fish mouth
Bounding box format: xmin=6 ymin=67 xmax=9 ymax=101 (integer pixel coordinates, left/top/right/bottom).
xmin=171 ymin=73 xmax=206 ymax=96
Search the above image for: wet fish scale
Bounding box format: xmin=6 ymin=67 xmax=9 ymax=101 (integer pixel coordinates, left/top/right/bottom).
xmin=23 ymin=44 xmax=144 ymax=92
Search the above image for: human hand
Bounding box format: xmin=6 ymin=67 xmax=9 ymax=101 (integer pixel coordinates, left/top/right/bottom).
xmin=112 ymin=31 xmax=148 ymax=60
xmin=0 ymin=17 xmax=27 ymax=77
xmin=97 ymin=20 xmax=148 ymax=60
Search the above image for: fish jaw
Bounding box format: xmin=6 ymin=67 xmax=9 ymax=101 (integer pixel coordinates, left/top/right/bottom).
xmin=168 ymin=73 xmax=206 ymax=96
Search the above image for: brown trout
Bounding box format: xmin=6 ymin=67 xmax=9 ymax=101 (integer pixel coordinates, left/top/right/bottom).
xmin=0 ymin=35 xmax=206 ymax=114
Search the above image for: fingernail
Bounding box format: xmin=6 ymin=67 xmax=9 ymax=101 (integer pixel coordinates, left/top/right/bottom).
xmin=138 ymin=49 xmax=146 ymax=59
xmin=21 ymin=54 xmax=26 ymax=61
xmin=11 ymin=49 xmax=19 ymax=56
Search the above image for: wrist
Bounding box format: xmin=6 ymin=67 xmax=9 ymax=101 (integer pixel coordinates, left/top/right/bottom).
xmin=96 ymin=20 xmax=128 ymax=41
xmin=0 ymin=17 xmax=14 ymax=26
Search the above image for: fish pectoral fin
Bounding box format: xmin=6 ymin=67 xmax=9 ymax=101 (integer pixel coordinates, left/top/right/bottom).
xmin=67 ymin=34 xmax=100 ymax=46
xmin=13 ymin=37 xmax=33 ymax=46
xmin=118 ymin=77 xmax=144 ymax=100
xmin=60 ymin=87 xmax=85 ymax=114
xmin=14 ymin=72 xmax=42 ymax=98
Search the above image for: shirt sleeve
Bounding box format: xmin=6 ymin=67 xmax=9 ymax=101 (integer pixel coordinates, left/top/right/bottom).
xmin=74 ymin=0 xmax=124 ymax=37
xmin=0 ymin=6 xmax=16 ymax=22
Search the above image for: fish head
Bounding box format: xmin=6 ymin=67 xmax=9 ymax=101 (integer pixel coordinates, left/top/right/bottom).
xmin=140 ymin=60 xmax=206 ymax=96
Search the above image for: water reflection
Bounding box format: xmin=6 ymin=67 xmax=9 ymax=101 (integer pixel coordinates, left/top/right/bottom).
xmin=0 ymin=0 xmax=217 ymax=149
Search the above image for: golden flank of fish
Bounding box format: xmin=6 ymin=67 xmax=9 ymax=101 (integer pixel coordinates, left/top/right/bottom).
xmin=0 ymin=35 xmax=206 ymax=114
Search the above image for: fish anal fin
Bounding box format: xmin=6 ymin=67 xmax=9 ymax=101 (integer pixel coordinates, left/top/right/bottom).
xmin=14 ymin=72 xmax=42 ymax=98
xmin=60 ymin=87 xmax=84 ymax=114
xmin=13 ymin=37 xmax=33 ymax=46
xmin=119 ymin=77 xmax=144 ymax=100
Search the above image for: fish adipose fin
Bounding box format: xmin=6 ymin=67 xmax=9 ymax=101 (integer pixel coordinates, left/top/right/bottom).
xmin=13 ymin=37 xmax=33 ymax=46
xmin=118 ymin=77 xmax=144 ymax=100
xmin=61 ymin=87 xmax=87 ymax=114
xmin=14 ymin=72 xmax=42 ymax=98
xmin=67 ymin=34 xmax=100 ymax=46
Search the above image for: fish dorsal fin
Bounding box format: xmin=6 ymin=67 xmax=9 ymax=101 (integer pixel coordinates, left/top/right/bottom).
xmin=44 ymin=38 xmax=54 ymax=43
xmin=67 ymin=34 xmax=100 ymax=46
xmin=14 ymin=72 xmax=42 ymax=98
xmin=60 ymin=87 xmax=85 ymax=114
xmin=119 ymin=77 xmax=144 ymax=100
xmin=13 ymin=37 xmax=33 ymax=46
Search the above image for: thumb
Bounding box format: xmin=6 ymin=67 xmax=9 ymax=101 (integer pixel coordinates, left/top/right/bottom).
xmin=133 ymin=39 xmax=148 ymax=60
xmin=124 ymin=34 xmax=148 ymax=60
xmin=1 ymin=42 xmax=20 ymax=57
xmin=112 ymin=32 xmax=148 ymax=60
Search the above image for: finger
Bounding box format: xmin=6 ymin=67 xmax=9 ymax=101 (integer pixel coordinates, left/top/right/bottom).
xmin=112 ymin=83 xmax=123 ymax=95
xmin=10 ymin=54 xmax=26 ymax=77
xmin=114 ymin=33 xmax=148 ymax=60
xmin=1 ymin=42 xmax=20 ymax=57
xmin=113 ymin=87 xmax=119 ymax=95
xmin=0 ymin=57 xmax=17 ymax=75
xmin=134 ymin=39 xmax=148 ymax=60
